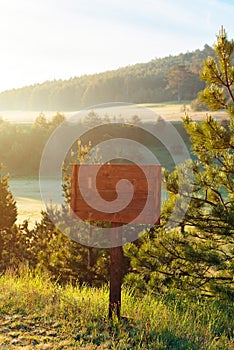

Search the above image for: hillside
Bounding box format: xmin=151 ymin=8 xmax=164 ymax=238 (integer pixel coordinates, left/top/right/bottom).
xmin=0 ymin=45 xmax=214 ymax=111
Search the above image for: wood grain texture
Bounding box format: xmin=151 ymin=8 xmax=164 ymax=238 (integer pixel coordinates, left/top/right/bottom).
xmin=71 ymin=164 xmax=161 ymax=224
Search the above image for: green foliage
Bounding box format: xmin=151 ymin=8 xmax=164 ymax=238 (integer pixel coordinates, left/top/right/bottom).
xmin=126 ymin=28 xmax=234 ymax=299
xmin=0 ymin=226 xmax=29 ymax=272
xmin=0 ymin=110 xmax=191 ymax=176
xmin=83 ymin=110 xmax=103 ymax=127
xmin=17 ymin=140 xmax=109 ymax=286
xmin=161 ymin=114 xmax=234 ymax=296
xmin=0 ymin=137 xmax=110 ymax=285
xmin=199 ymin=27 xmax=234 ymax=117
xmin=0 ymin=166 xmax=17 ymax=230
xmin=166 ymin=65 xmax=200 ymax=102
xmin=0 ymin=268 xmax=233 ymax=349
xmin=24 ymin=210 xmax=110 ymax=285
xmin=0 ymin=112 xmax=66 ymax=176
xmin=0 ymin=166 xmax=30 ymax=272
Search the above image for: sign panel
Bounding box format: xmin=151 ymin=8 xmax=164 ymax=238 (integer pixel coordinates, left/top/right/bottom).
xmin=71 ymin=164 xmax=161 ymax=224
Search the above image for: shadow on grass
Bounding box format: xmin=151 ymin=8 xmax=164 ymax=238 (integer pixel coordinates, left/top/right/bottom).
xmin=74 ymin=316 xmax=200 ymax=349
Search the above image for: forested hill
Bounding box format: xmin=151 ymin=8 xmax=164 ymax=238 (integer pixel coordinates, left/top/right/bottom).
xmin=0 ymin=44 xmax=214 ymax=111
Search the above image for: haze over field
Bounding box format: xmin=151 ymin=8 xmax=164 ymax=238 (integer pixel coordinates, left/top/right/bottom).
xmin=0 ymin=104 xmax=228 ymax=124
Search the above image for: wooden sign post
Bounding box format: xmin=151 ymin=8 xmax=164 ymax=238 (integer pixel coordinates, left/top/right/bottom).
xmin=109 ymin=222 xmax=123 ymax=319
xmin=71 ymin=164 xmax=161 ymax=319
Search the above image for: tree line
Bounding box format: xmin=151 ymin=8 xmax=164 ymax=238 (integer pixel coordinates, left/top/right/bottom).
xmin=0 ymin=113 xmax=66 ymax=176
xmin=0 ymin=112 xmax=190 ymax=177
xmin=0 ymin=45 xmax=215 ymax=110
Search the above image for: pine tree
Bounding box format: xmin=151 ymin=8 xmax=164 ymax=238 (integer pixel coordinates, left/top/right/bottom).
xmin=0 ymin=165 xmax=17 ymax=230
xmin=125 ymin=28 xmax=234 ymax=299
xmin=0 ymin=166 xmax=29 ymax=271
xmin=199 ymin=26 xmax=234 ymax=117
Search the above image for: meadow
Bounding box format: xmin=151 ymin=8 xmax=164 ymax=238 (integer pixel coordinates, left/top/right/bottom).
xmin=0 ymin=267 xmax=233 ymax=349
xmin=9 ymin=177 xmax=62 ymax=225
xmin=0 ymin=102 xmax=227 ymax=124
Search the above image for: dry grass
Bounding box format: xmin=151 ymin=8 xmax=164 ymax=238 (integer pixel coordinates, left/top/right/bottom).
xmin=0 ymin=267 xmax=233 ymax=349
xmin=139 ymin=102 xmax=228 ymax=121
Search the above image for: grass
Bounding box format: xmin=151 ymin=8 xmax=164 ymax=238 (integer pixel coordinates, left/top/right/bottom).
xmin=139 ymin=102 xmax=228 ymax=122
xmin=0 ymin=267 xmax=233 ymax=349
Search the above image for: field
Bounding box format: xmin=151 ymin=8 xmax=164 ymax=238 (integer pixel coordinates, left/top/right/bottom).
xmin=0 ymin=111 xmax=75 ymax=124
xmin=138 ymin=103 xmax=228 ymax=121
xmin=8 ymin=178 xmax=42 ymax=225
xmin=9 ymin=177 xmax=63 ymax=226
xmin=0 ymin=267 xmax=233 ymax=349
xmin=0 ymin=102 xmax=228 ymax=124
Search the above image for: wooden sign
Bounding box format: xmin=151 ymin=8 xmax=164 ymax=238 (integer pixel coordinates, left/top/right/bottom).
xmin=70 ymin=163 xmax=161 ymax=319
xmin=71 ymin=164 xmax=161 ymax=225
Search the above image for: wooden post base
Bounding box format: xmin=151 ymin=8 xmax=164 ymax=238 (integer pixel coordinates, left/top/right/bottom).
xmin=109 ymin=223 xmax=123 ymax=319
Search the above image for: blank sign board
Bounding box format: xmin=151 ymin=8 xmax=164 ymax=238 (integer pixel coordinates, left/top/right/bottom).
xmin=71 ymin=164 xmax=161 ymax=224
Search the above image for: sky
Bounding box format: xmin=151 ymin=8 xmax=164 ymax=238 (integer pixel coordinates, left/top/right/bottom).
xmin=0 ymin=0 xmax=233 ymax=92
